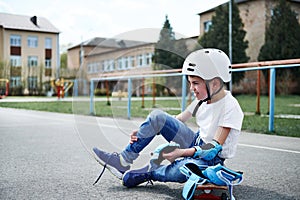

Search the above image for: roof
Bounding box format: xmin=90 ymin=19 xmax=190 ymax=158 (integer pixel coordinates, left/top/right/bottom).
xmin=68 ymin=37 xmax=149 ymax=50
xmin=0 ymin=12 xmax=60 ymax=33
xmin=197 ymin=0 xmax=247 ymax=14
xmin=197 ymin=0 xmax=300 ymax=15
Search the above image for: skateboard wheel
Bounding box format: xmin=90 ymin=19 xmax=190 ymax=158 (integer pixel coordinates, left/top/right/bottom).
xmin=203 ymin=189 xmax=211 ymax=194
xmin=221 ymin=192 xmax=228 ymax=200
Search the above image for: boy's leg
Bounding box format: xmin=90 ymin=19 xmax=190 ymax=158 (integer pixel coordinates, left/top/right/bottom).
xmin=122 ymin=157 xmax=204 ymax=187
xmin=121 ymin=109 xmax=196 ymax=164
xmin=122 ymin=156 xmax=225 ymax=187
xmin=93 ymin=109 xmax=196 ymax=176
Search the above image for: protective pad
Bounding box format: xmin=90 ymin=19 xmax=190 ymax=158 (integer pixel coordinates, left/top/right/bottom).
xmin=151 ymin=143 xmax=180 ymax=165
xmin=193 ymin=143 xmax=222 ymax=161
xmin=180 ymin=163 xmax=243 ymax=200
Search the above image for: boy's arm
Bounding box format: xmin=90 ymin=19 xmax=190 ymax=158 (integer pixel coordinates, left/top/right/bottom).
xmin=175 ymin=109 xmax=192 ymax=123
xmin=213 ymin=127 xmax=230 ymax=145
xmin=192 ymin=127 xmax=231 ymax=161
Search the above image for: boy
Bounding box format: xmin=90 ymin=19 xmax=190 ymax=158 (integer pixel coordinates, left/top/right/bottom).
xmin=93 ymin=48 xmax=244 ymax=187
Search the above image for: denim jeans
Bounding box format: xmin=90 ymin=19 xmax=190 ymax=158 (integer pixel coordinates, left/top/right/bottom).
xmin=121 ymin=109 xmax=224 ymax=183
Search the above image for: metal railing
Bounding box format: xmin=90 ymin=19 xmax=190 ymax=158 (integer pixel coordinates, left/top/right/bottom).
xmin=89 ymin=59 xmax=300 ymax=132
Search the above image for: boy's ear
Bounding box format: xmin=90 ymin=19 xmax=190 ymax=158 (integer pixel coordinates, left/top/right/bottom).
xmin=212 ymin=78 xmax=218 ymax=87
xmin=213 ymin=78 xmax=222 ymax=87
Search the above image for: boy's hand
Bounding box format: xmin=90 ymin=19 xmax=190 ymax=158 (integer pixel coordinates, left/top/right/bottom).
xmin=129 ymin=130 xmax=138 ymax=144
xmin=193 ymin=141 xmax=222 ymax=161
xmin=162 ymin=148 xmax=185 ymax=163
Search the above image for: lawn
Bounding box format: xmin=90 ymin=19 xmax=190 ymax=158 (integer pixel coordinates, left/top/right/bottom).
xmin=0 ymin=95 xmax=299 ymax=137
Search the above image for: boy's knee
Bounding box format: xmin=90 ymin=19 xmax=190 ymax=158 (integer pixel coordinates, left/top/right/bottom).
xmin=147 ymin=110 xmax=168 ymax=131
xmin=149 ymin=109 xmax=166 ymax=121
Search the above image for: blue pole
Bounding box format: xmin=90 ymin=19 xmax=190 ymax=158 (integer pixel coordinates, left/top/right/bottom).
xmin=127 ymin=78 xmax=132 ymax=119
xmin=90 ymin=80 xmax=94 ymax=115
xmin=269 ymin=68 xmax=276 ymax=132
xmin=74 ymin=79 xmax=78 ymax=97
xmin=181 ymin=75 xmax=187 ymax=112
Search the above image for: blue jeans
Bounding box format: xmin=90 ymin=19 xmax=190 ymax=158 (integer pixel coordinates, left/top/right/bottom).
xmin=121 ymin=109 xmax=224 ymax=183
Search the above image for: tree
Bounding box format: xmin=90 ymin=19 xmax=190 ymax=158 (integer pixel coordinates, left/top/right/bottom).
xmin=258 ymin=0 xmax=300 ymax=94
xmin=152 ymin=15 xmax=190 ymax=96
xmin=60 ymin=52 xmax=68 ymax=69
xmin=152 ymin=15 xmax=191 ymax=70
xmin=198 ymin=1 xmax=249 ymax=84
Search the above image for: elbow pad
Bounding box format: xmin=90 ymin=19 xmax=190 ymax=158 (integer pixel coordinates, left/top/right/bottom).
xmin=193 ymin=140 xmax=222 ymax=161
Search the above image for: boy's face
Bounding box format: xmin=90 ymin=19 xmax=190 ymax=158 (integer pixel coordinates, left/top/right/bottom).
xmin=188 ymin=76 xmax=208 ymax=100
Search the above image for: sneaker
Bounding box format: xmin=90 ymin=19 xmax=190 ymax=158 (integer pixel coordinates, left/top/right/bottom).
xmin=93 ymin=147 xmax=130 ymax=179
xmin=122 ymin=165 xmax=152 ymax=188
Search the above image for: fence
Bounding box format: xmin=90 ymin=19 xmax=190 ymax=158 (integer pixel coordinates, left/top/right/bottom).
xmin=89 ymin=59 xmax=300 ymax=132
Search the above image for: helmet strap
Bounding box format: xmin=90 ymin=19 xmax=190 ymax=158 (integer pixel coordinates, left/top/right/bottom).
xmin=192 ymin=84 xmax=211 ymax=117
xmin=192 ymin=78 xmax=223 ymax=117
xmin=206 ymin=78 xmax=224 ymax=100
xmin=205 ymin=82 xmax=211 ymax=101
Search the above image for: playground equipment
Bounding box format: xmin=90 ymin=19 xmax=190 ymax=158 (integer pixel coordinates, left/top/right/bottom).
xmin=0 ymin=79 xmax=9 ymax=99
xmin=50 ymin=78 xmax=74 ymax=99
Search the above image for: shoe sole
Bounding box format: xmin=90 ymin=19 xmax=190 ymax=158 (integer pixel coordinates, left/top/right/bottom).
xmin=92 ymin=152 xmax=123 ymax=180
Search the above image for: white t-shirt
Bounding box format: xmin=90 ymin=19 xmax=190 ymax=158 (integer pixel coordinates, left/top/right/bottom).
xmin=186 ymin=90 xmax=244 ymax=159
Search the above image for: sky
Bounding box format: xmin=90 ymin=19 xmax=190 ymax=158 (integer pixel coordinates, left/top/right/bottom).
xmin=0 ymin=0 xmax=229 ymax=47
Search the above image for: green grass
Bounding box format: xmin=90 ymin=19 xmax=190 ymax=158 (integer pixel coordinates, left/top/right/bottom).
xmin=0 ymin=101 xmax=74 ymax=114
xmin=235 ymin=95 xmax=300 ymax=137
xmin=236 ymin=95 xmax=300 ymax=115
xmin=1 ymin=95 xmax=299 ymax=137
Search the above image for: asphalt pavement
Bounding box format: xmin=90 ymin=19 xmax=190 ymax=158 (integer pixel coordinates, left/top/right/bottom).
xmin=0 ymin=107 xmax=299 ymax=200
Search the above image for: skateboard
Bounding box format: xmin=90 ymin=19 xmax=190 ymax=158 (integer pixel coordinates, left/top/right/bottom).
xmin=194 ymin=183 xmax=229 ymax=200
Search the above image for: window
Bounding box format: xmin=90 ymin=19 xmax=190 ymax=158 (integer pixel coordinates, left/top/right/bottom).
xmin=204 ymin=21 xmax=212 ymax=32
xmin=124 ymin=57 xmax=134 ymax=69
xmin=28 ymin=36 xmax=38 ymax=48
xmin=79 ymin=50 xmax=84 ymax=65
xmin=10 ymin=76 xmax=21 ymax=87
xmin=87 ymin=63 xmax=92 ymax=73
xmin=87 ymin=62 xmax=100 ymax=73
xmin=124 ymin=57 xmax=129 ymax=69
xmin=96 ymin=62 xmax=102 ymax=72
xmin=10 ymin=35 xmax=21 ymax=47
xmin=10 ymin=56 xmax=22 ymax=67
xmin=45 ymin=59 xmax=51 ymax=68
xmin=146 ymin=53 xmax=152 ymax=65
xmin=129 ymin=56 xmax=135 ymax=67
xmin=28 ymin=56 xmax=38 ymax=67
xmin=109 ymin=60 xmax=114 ymax=71
xmin=28 ymin=76 xmax=37 ymax=89
xmin=45 ymin=38 xmax=52 ymax=49
xmin=137 ymin=54 xmax=143 ymax=67
xmin=117 ymin=58 xmax=123 ymax=70
xmin=103 ymin=60 xmax=109 ymax=72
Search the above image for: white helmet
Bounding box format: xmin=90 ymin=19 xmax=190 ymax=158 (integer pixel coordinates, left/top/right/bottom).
xmin=182 ymin=48 xmax=231 ymax=82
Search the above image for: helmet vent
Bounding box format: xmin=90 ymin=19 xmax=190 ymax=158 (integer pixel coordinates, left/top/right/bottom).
xmin=205 ymin=50 xmax=209 ymax=53
xmin=189 ymin=63 xmax=196 ymax=67
xmin=187 ymin=68 xmax=194 ymax=72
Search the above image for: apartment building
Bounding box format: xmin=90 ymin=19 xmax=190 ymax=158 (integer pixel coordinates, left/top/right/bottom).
xmin=68 ymin=37 xmax=155 ymax=95
xmin=0 ymin=12 xmax=60 ymax=95
xmin=68 ymin=37 xmax=154 ymax=75
xmin=198 ymin=0 xmax=300 ymax=62
xmin=67 ymin=36 xmax=199 ymax=96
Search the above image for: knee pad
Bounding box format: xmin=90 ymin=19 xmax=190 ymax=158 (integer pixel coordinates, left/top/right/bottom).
xmin=150 ymin=143 xmax=180 ymax=165
xmin=180 ymin=162 xmax=243 ymax=200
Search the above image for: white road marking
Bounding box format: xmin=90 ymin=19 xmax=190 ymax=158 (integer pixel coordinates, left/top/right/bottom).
xmin=239 ymin=143 xmax=300 ymax=154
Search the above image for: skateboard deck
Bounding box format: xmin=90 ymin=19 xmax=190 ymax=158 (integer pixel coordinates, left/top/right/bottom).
xmin=194 ymin=183 xmax=229 ymax=200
